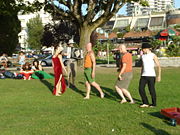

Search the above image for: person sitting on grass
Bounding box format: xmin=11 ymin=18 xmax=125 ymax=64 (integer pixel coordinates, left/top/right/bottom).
xmin=31 ymin=59 xmax=53 ymax=79
xmin=20 ymin=62 xmax=34 ymax=80
xmin=0 ymin=53 xmax=8 ymax=69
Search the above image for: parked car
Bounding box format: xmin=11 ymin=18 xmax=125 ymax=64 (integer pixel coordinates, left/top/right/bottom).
xmin=40 ymin=55 xmax=68 ymax=66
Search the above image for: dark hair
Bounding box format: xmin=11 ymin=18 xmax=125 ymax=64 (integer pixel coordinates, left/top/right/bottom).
xmin=54 ymin=45 xmax=63 ymax=54
xmin=19 ymin=51 xmax=24 ymax=54
xmin=33 ymin=59 xmax=39 ymax=70
xmin=142 ymin=43 xmax=151 ymax=49
xmin=54 ymin=45 xmax=59 ymax=51
xmin=22 ymin=62 xmax=31 ymax=71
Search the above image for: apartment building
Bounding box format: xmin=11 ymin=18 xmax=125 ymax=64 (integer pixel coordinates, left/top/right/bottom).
xmin=127 ymin=0 xmax=175 ymax=16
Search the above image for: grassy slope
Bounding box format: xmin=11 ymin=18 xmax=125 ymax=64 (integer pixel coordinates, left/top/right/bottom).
xmin=0 ymin=67 xmax=180 ymax=135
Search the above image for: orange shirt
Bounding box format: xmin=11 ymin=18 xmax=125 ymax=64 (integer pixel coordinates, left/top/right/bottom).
xmin=120 ymin=52 xmax=132 ymax=73
xmin=84 ymin=53 xmax=92 ymax=68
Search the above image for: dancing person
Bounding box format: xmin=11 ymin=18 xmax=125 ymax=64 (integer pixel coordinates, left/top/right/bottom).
xmin=84 ymin=42 xmax=104 ymax=99
xmin=20 ymin=62 xmax=34 ymax=80
xmin=31 ymin=59 xmax=53 ymax=79
xmin=115 ymin=44 xmax=135 ymax=104
xmin=0 ymin=53 xmax=8 ymax=69
xmin=139 ymin=43 xmax=161 ymax=108
xmin=52 ymin=45 xmax=67 ymax=96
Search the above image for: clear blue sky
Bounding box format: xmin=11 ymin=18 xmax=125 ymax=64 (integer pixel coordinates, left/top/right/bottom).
xmin=118 ymin=0 xmax=180 ymax=15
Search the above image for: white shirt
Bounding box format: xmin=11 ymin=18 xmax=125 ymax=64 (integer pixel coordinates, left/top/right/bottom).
xmin=141 ymin=52 xmax=156 ymax=77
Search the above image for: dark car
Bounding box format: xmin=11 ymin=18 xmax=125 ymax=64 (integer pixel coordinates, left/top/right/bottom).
xmin=40 ymin=55 xmax=68 ymax=66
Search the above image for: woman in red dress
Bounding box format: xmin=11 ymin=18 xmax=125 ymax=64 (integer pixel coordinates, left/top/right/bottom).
xmin=52 ymin=45 xmax=67 ymax=96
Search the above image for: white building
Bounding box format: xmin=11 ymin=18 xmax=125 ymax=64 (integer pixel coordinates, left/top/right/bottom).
xmin=18 ymin=0 xmax=52 ymax=49
xmin=127 ymin=0 xmax=175 ymax=16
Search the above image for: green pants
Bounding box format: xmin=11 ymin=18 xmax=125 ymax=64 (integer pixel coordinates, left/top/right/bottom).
xmin=84 ymin=68 xmax=95 ymax=83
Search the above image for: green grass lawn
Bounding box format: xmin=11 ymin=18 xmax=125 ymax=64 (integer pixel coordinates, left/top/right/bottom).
xmin=0 ymin=67 xmax=180 ymax=135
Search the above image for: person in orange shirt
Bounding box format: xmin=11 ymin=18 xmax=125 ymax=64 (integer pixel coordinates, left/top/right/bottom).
xmin=115 ymin=44 xmax=135 ymax=104
xmin=84 ymin=43 xmax=104 ymax=99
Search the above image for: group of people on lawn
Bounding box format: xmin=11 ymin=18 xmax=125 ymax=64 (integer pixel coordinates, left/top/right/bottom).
xmin=0 ymin=51 xmax=53 ymax=80
xmin=1 ymin=41 xmax=161 ymax=108
xmin=53 ymin=42 xmax=161 ymax=108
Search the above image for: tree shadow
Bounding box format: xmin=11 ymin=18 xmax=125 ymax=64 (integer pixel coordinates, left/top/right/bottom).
xmin=140 ymin=122 xmax=170 ymax=135
xmin=39 ymin=79 xmax=53 ymax=93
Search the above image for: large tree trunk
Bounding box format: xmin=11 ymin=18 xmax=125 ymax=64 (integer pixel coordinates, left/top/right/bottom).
xmin=79 ymin=26 xmax=93 ymax=50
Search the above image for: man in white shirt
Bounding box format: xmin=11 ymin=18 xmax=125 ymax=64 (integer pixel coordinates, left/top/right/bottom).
xmin=139 ymin=43 xmax=161 ymax=108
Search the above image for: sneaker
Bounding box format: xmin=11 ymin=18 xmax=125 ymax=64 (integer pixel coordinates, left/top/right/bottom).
xmin=139 ymin=104 xmax=149 ymax=108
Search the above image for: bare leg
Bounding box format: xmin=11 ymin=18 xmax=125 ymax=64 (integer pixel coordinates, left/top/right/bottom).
xmin=28 ymin=75 xmax=31 ymax=80
xmin=91 ymin=82 xmax=104 ymax=98
xmin=84 ymin=81 xmax=91 ymax=99
xmin=115 ymin=86 xmax=127 ymax=103
xmin=55 ymin=75 xmax=62 ymax=96
xmin=121 ymin=88 xmax=134 ymax=103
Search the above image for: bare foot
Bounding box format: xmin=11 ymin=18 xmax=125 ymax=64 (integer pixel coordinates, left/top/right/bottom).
xmin=130 ymin=101 xmax=135 ymax=104
xmin=120 ymin=100 xmax=127 ymax=104
xmin=84 ymin=96 xmax=90 ymax=99
xmin=100 ymin=93 xmax=105 ymax=98
xmin=55 ymin=94 xmax=61 ymax=96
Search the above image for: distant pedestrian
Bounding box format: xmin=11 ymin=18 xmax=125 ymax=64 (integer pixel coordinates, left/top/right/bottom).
xmin=84 ymin=43 xmax=104 ymax=99
xmin=115 ymin=44 xmax=135 ymax=104
xmin=139 ymin=43 xmax=161 ymax=108
xmin=18 ymin=51 xmax=26 ymax=68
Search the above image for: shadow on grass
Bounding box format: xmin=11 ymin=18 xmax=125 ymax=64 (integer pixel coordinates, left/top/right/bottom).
xmin=49 ymin=73 xmax=54 ymax=77
xmin=140 ymin=122 xmax=170 ymax=135
xmin=67 ymin=81 xmax=85 ymax=97
xmin=100 ymin=86 xmax=119 ymax=101
xmin=39 ymin=79 xmax=53 ymax=93
xmin=78 ymin=81 xmax=102 ymax=97
xmin=132 ymin=98 xmax=142 ymax=104
xmin=148 ymin=112 xmax=171 ymax=126
xmin=78 ymin=81 xmax=120 ymax=101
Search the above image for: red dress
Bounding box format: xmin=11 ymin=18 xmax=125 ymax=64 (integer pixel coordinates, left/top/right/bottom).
xmin=52 ymin=56 xmax=66 ymax=95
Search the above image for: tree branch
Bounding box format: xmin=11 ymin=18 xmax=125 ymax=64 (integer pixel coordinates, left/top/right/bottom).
xmin=84 ymin=0 xmax=96 ymax=24
xmin=72 ymin=0 xmax=82 ymax=24
xmin=91 ymin=0 xmax=125 ymax=29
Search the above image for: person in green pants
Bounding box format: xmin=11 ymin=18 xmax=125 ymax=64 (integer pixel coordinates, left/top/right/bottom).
xmin=31 ymin=59 xmax=53 ymax=79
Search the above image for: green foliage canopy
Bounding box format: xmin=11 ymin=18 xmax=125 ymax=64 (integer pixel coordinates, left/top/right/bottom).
xmin=0 ymin=0 xmax=21 ymax=55
xmin=27 ymin=15 xmax=44 ymax=50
